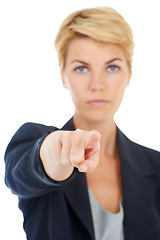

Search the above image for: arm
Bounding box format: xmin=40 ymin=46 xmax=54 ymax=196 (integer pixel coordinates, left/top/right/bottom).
xmin=4 ymin=123 xmax=70 ymax=199
xmin=5 ymin=123 xmax=100 ymax=198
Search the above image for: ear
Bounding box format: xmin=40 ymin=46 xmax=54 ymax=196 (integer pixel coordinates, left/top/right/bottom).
xmin=61 ymin=73 xmax=68 ymax=89
xmin=59 ymin=63 xmax=68 ymax=89
xmin=126 ymin=71 xmax=132 ymax=87
xmin=63 ymin=82 xmax=68 ymax=89
xmin=126 ymin=81 xmax=130 ymax=87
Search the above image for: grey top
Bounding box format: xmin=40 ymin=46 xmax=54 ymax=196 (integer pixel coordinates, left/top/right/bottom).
xmin=88 ymin=189 xmax=124 ymax=240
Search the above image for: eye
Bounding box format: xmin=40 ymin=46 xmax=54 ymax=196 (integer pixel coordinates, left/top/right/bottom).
xmin=107 ymin=65 xmax=119 ymax=72
xmin=75 ymin=66 xmax=87 ymax=73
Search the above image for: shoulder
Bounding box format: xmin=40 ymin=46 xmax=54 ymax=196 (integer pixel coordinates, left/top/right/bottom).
xmin=6 ymin=117 xmax=75 ymax=154
xmin=117 ymin=128 xmax=160 ymax=174
xmin=5 ymin=122 xmax=59 ymax=156
xmin=15 ymin=122 xmax=58 ymax=140
xmin=15 ymin=117 xmax=75 ymax=140
xmin=131 ymin=138 xmax=160 ymax=171
xmin=118 ymin=127 xmax=159 ymax=156
xmin=129 ymin=134 xmax=159 ymax=159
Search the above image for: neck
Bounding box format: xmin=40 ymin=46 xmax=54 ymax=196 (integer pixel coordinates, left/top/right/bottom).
xmin=73 ymin=114 xmax=118 ymax=159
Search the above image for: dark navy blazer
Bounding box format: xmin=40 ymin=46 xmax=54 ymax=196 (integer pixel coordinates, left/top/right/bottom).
xmin=4 ymin=118 xmax=160 ymax=240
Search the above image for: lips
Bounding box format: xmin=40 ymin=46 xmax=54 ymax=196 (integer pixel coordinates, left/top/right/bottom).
xmin=86 ymin=99 xmax=109 ymax=107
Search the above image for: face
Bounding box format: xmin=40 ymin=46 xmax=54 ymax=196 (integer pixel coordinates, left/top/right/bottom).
xmin=61 ymin=37 xmax=130 ymax=124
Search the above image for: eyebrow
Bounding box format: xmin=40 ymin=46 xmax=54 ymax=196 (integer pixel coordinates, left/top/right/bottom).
xmin=106 ymin=58 xmax=123 ymax=64
xmin=71 ymin=60 xmax=89 ymax=65
xmin=71 ymin=58 xmax=123 ymax=65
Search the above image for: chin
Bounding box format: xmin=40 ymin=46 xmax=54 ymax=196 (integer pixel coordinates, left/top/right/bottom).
xmin=74 ymin=107 xmax=115 ymax=124
xmin=82 ymin=112 xmax=114 ymax=124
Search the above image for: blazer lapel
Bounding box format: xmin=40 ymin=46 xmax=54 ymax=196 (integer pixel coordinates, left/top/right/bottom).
xmin=63 ymin=172 xmax=95 ymax=239
xmin=117 ymin=128 xmax=156 ymax=240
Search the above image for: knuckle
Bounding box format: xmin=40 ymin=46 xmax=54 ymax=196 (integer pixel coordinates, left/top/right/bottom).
xmin=72 ymin=129 xmax=81 ymax=142
xmin=70 ymin=154 xmax=84 ymax=166
xmin=75 ymin=128 xmax=82 ymax=134
xmin=52 ymin=131 xmax=61 ymax=143
xmin=61 ymin=131 xmax=70 ymax=143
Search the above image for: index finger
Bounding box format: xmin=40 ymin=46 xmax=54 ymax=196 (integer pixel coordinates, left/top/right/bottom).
xmin=84 ymin=130 xmax=101 ymax=150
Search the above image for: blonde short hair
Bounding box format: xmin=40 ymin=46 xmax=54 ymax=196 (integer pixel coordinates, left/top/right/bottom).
xmin=55 ymin=7 xmax=134 ymax=73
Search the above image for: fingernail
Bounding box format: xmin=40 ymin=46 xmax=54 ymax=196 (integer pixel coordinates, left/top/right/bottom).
xmin=79 ymin=165 xmax=88 ymax=172
xmin=89 ymin=131 xmax=101 ymax=138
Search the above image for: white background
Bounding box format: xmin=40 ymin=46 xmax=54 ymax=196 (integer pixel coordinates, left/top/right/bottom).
xmin=0 ymin=0 xmax=160 ymax=239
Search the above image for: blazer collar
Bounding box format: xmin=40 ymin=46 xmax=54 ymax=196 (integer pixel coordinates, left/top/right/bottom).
xmin=117 ymin=128 xmax=156 ymax=239
xmin=63 ymin=172 xmax=95 ymax=239
xmin=62 ymin=118 xmax=156 ymax=240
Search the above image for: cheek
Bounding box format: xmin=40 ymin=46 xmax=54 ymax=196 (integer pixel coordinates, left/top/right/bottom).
xmin=108 ymin=80 xmax=124 ymax=93
xmin=108 ymin=75 xmax=128 ymax=102
xmin=111 ymin=72 xmax=129 ymax=89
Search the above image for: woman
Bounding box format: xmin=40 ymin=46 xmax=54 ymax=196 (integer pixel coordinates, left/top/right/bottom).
xmin=4 ymin=7 xmax=160 ymax=240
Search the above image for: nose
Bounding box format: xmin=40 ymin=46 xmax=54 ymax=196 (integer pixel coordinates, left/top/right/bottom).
xmin=89 ymin=72 xmax=105 ymax=91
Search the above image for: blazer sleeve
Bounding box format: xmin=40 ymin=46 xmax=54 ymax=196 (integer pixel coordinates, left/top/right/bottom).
xmin=4 ymin=122 xmax=78 ymax=199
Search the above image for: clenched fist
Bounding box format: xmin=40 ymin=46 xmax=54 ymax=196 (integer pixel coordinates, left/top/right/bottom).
xmin=40 ymin=129 xmax=101 ymax=181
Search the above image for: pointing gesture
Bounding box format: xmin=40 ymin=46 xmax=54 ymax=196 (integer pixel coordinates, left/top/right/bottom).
xmin=40 ymin=129 xmax=101 ymax=181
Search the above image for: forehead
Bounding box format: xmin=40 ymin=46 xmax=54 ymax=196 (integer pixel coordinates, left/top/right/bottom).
xmin=65 ymin=37 xmax=125 ymax=62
